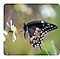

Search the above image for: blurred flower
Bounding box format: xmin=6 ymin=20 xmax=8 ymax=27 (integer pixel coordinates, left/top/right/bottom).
xmin=39 ymin=5 xmax=56 ymax=18
xmin=26 ymin=7 xmax=33 ymax=15
xmin=12 ymin=32 xmax=16 ymax=42
xmin=3 ymin=31 xmax=8 ymax=35
xmin=3 ymin=31 xmax=8 ymax=41
xmin=6 ymin=20 xmax=18 ymax=42
xmin=20 ymin=5 xmax=28 ymax=13
xmin=14 ymin=4 xmax=33 ymax=15
xmin=20 ymin=5 xmax=33 ymax=15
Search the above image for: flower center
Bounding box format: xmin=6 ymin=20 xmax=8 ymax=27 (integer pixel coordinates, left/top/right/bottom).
xmin=13 ymin=26 xmax=18 ymax=34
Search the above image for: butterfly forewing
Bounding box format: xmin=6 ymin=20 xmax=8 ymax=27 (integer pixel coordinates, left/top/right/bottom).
xmin=41 ymin=22 xmax=58 ymax=35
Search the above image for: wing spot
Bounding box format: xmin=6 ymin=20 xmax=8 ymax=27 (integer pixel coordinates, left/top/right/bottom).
xmin=42 ymin=37 xmax=44 ymax=39
xmin=34 ymin=45 xmax=36 ymax=47
xmin=51 ymin=25 xmax=53 ymax=27
xmin=49 ymin=29 xmax=51 ymax=31
xmin=47 ymin=30 xmax=49 ymax=32
xmin=42 ymin=29 xmax=44 ymax=31
xmin=41 ymin=20 xmax=44 ymax=23
xmin=52 ymin=28 xmax=54 ymax=29
xmin=37 ymin=44 xmax=39 ymax=46
xmin=47 ymin=23 xmax=50 ymax=25
xmin=54 ymin=26 xmax=56 ymax=29
xmin=42 ymin=32 xmax=45 ymax=35
xmin=45 ymin=31 xmax=47 ymax=33
xmin=46 ymin=26 xmax=48 ymax=28
xmin=43 ymin=24 xmax=44 ymax=26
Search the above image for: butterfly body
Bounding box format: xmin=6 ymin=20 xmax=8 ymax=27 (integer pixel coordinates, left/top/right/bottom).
xmin=23 ymin=20 xmax=58 ymax=48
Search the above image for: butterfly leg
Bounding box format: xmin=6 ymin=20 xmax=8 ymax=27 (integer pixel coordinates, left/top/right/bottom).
xmin=39 ymin=44 xmax=42 ymax=50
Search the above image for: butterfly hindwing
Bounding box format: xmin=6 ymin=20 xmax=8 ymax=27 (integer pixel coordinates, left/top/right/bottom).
xmin=28 ymin=27 xmax=44 ymax=48
xmin=28 ymin=27 xmax=35 ymax=37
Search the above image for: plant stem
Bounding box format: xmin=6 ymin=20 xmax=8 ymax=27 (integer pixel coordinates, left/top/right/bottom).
xmin=51 ymin=40 xmax=57 ymax=55
xmin=41 ymin=41 xmax=50 ymax=55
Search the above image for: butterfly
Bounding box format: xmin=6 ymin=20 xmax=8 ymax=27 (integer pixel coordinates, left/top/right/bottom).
xmin=23 ymin=20 xmax=58 ymax=49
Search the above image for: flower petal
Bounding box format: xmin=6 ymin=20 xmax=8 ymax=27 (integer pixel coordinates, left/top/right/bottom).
xmin=10 ymin=20 xmax=12 ymax=26
xmin=12 ymin=33 xmax=16 ymax=42
xmin=6 ymin=22 xmax=10 ymax=27
xmin=3 ymin=31 xmax=8 ymax=35
xmin=11 ymin=25 xmax=14 ymax=31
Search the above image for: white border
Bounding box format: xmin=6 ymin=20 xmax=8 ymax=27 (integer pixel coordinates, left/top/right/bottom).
xmin=0 ymin=0 xmax=60 ymax=59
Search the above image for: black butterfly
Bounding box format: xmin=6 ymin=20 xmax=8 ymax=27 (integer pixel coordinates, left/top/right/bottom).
xmin=23 ymin=20 xmax=58 ymax=49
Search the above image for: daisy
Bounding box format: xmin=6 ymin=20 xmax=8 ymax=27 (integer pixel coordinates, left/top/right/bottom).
xmin=6 ymin=20 xmax=18 ymax=42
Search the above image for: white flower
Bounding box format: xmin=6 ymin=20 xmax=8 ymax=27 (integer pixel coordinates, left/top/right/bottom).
xmin=39 ymin=5 xmax=56 ymax=18
xmin=3 ymin=31 xmax=8 ymax=41
xmin=3 ymin=31 xmax=8 ymax=35
xmin=6 ymin=20 xmax=18 ymax=42
xmin=14 ymin=4 xmax=33 ymax=15
xmin=6 ymin=20 xmax=14 ymax=31
xmin=12 ymin=33 xmax=16 ymax=42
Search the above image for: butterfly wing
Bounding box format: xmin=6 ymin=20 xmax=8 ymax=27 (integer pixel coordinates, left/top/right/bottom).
xmin=23 ymin=23 xmax=29 ymax=39
xmin=27 ymin=20 xmax=58 ymax=35
xmin=27 ymin=20 xmax=58 ymax=31
xmin=27 ymin=20 xmax=58 ymax=40
xmin=28 ymin=26 xmax=36 ymax=37
xmin=26 ymin=20 xmax=58 ymax=48
xmin=24 ymin=29 xmax=29 ymax=39
xmin=27 ymin=25 xmax=44 ymax=48
xmin=40 ymin=21 xmax=58 ymax=36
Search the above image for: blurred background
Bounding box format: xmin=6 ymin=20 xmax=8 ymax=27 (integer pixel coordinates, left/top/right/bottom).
xmin=4 ymin=4 xmax=60 ymax=55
